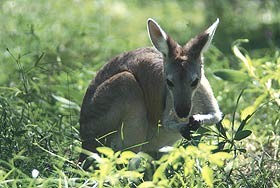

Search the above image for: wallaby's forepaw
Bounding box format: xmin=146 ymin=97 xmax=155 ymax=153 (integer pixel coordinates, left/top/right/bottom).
xmin=189 ymin=116 xmax=202 ymax=127
xmin=180 ymin=117 xmax=201 ymax=140
xmin=180 ymin=113 xmax=223 ymax=140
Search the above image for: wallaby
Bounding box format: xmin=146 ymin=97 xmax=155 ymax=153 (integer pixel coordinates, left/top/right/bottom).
xmin=79 ymin=18 xmax=222 ymax=165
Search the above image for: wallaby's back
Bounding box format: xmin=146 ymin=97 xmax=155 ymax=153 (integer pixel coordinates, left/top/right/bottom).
xmin=80 ymin=47 xmax=166 ymax=140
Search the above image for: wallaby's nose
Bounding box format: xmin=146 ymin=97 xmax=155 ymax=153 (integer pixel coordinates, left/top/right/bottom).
xmin=175 ymin=107 xmax=190 ymax=118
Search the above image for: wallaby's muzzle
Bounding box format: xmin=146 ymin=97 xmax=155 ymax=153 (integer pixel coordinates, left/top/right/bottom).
xmin=175 ymin=104 xmax=191 ymax=118
xmin=173 ymin=90 xmax=192 ymax=118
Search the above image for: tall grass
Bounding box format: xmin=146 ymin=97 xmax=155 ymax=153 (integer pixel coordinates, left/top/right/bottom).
xmin=0 ymin=0 xmax=279 ymax=187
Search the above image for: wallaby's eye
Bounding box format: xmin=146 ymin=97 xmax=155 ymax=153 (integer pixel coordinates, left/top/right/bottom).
xmin=191 ymin=78 xmax=199 ymax=87
xmin=166 ymin=79 xmax=174 ymax=87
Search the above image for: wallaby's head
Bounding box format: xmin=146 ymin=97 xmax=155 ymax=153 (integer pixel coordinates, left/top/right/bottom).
xmin=147 ymin=18 xmax=219 ymax=118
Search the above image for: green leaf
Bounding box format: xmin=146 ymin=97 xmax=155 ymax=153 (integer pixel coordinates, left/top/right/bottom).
xmin=52 ymin=94 xmax=80 ymax=110
xmin=153 ymin=164 xmax=166 ymax=181
xmin=237 ymin=114 xmax=252 ymax=133
xmin=237 ymin=148 xmax=247 ymax=153
xmin=234 ymin=130 xmax=252 ymax=141
xmin=120 ymin=151 xmax=136 ymax=160
xmin=138 ymin=181 xmax=155 ymax=188
xmin=216 ymin=121 xmax=227 ymax=138
xmin=232 ymin=40 xmax=256 ymax=78
xmin=96 ymin=147 xmax=114 ymax=158
xmin=213 ymin=141 xmax=226 ymax=153
xmin=119 ymin=171 xmax=143 ymax=179
xmin=201 ymin=166 xmax=214 ymax=188
xmin=241 ymin=93 xmax=267 ymax=120
xmin=198 ymin=143 xmax=217 ymax=152
xmin=184 ymin=159 xmax=195 ymax=176
xmin=197 ymin=126 xmax=211 ymax=134
xmin=214 ymin=69 xmax=249 ymax=83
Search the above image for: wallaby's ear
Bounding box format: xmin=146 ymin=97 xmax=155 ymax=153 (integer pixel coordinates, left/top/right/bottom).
xmin=184 ymin=18 xmax=219 ymax=57
xmin=147 ymin=18 xmax=169 ymax=55
xmin=202 ymin=18 xmax=219 ymax=52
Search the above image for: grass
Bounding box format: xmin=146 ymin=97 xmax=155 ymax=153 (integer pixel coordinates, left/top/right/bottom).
xmin=0 ymin=0 xmax=279 ymax=187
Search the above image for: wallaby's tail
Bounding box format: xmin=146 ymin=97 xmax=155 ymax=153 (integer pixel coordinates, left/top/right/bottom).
xmin=79 ymin=86 xmax=97 ymax=169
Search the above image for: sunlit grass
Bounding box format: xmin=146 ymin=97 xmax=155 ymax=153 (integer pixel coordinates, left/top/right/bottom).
xmin=0 ymin=0 xmax=279 ymax=187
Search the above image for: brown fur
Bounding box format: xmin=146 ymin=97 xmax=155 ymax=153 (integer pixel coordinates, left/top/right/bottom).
xmin=80 ymin=48 xmax=165 ymax=130
xmin=79 ymin=19 xmax=222 ymax=167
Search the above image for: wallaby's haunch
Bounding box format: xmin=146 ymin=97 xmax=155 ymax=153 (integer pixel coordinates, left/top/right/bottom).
xmin=79 ymin=18 xmax=222 ymax=165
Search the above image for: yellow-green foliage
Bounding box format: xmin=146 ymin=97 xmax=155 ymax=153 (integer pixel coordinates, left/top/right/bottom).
xmin=0 ymin=0 xmax=279 ymax=187
xmin=148 ymin=144 xmax=231 ymax=188
xmin=85 ymin=145 xmax=231 ymax=188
